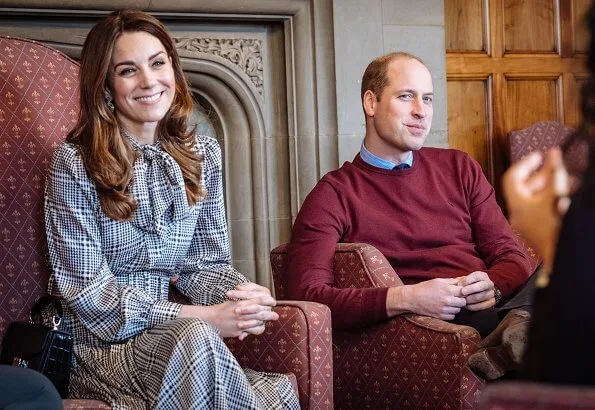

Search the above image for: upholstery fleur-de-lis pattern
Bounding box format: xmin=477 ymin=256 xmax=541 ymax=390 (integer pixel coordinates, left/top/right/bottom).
xmin=271 ymin=242 xmax=485 ymax=409
xmin=226 ymin=302 xmax=333 ymax=410
xmin=509 ymin=120 xmax=588 ymax=188
xmin=508 ymin=121 xmax=576 ymax=163
xmin=0 ymin=36 xmax=80 ymax=340
xmin=1 ymin=35 xmax=334 ymax=410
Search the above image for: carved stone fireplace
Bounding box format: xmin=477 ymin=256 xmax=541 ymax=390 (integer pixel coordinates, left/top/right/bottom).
xmin=0 ymin=0 xmax=339 ymax=288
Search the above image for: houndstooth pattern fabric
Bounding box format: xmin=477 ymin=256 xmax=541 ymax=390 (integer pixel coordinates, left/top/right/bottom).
xmin=44 ymin=134 xmax=299 ymax=409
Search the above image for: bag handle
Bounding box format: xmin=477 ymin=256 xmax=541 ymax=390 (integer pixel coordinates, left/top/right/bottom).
xmin=29 ymin=295 xmax=63 ymax=329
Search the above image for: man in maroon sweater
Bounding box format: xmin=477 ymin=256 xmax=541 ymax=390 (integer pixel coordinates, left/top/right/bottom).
xmin=287 ymin=51 xmax=535 ymax=380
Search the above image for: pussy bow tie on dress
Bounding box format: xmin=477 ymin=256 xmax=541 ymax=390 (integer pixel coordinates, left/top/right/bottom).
xmin=124 ymin=134 xmax=192 ymax=235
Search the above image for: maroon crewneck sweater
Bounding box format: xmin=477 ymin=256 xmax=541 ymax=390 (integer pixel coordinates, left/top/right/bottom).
xmin=287 ymin=147 xmax=532 ymax=330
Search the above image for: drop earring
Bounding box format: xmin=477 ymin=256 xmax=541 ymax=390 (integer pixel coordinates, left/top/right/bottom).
xmin=104 ymin=90 xmax=115 ymax=113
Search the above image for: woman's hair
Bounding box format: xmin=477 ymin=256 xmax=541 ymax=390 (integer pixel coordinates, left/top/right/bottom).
xmin=67 ymin=10 xmax=204 ymax=220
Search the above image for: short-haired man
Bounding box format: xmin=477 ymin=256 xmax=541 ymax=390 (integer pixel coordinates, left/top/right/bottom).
xmin=287 ymin=51 xmax=535 ymax=380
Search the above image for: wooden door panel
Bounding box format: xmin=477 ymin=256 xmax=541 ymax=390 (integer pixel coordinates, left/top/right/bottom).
xmin=503 ymin=0 xmax=556 ymax=53
xmin=445 ymin=0 xmax=486 ymax=51
xmin=446 ymin=0 xmax=587 ymax=205
xmin=505 ymin=77 xmax=560 ymax=132
xmin=447 ymin=78 xmax=492 ymax=178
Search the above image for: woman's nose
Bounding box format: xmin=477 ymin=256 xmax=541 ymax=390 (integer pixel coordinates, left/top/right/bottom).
xmin=139 ymin=68 xmax=157 ymax=88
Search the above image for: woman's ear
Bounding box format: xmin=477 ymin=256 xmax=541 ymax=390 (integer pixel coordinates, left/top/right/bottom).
xmin=363 ymin=90 xmax=377 ymax=117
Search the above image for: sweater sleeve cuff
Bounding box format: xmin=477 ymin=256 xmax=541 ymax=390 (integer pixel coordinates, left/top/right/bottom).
xmin=148 ymin=300 xmax=182 ymax=327
xmin=370 ymin=287 xmax=390 ymax=322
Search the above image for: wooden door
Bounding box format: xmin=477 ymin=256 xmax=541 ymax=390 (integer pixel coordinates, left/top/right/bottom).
xmin=445 ymin=0 xmax=590 ymax=202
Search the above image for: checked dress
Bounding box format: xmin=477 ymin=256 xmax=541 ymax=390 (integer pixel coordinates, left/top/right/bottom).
xmin=44 ymin=134 xmax=299 ymax=409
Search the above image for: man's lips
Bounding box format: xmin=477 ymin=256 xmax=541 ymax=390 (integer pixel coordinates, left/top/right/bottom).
xmin=405 ymin=124 xmax=426 ymax=135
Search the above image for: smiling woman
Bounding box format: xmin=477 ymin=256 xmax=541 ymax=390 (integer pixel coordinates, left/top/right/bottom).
xmin=109 ymin=32 xmax=175 ymax=144
xmin=43 ymin=9 xmax=299 ymax=409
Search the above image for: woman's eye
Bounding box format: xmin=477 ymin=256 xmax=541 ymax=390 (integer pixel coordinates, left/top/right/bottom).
xmin=119 ymin=67 xmax=135 ymax=76
xmin=153 ymin=60 xmax=165 ymax=67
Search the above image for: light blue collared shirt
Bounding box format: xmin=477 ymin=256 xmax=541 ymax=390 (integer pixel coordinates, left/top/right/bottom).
xmin=360 ymin=142 xmax=413 ymax=169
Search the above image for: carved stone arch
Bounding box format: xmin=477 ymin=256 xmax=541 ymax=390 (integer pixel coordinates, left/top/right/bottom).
xmin=182 ymin=56 xmax=273 ymax=286
xmin=173 ymin=37 xmax=265 ymax=102
xmin=0 ymin=0 xmax=338 ymax=289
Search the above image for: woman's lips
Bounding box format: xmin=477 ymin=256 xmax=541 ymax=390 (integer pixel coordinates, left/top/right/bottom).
xmin=135 ymin=91 xmax=163 ymax=104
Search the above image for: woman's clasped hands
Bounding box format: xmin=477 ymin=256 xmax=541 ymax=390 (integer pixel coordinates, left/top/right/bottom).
xmin=179 ymin=283 xmax=279 ymax=341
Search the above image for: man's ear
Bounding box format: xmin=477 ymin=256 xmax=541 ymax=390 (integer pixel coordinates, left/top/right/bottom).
xmin=363 ymin=90 xmax=377 ymax=117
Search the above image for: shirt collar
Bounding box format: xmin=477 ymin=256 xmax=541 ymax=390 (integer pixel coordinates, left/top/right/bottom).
xmin=360 ymin=141 xmax=413 ymax=169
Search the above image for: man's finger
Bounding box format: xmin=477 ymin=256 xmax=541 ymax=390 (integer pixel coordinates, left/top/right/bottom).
xmin=466 ymin=298 xmax=495 ymax=311
xmin=461 ymin=281 xmax=491 ymax=296
xmin=458 ymin=271 xmax=488 ymax=286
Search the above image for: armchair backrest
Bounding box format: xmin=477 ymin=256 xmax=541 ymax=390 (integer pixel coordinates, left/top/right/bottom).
xmin=0 ymin=36 xmax=80 ymax=339
xmin=508 ymin=120 xmax=576 ymax=163
xmin=508 ymin=120 xmax=587 ymax=178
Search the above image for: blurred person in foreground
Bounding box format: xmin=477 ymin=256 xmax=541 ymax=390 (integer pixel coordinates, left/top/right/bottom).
xmin=502 ymin=1 xmax=595 ymax=386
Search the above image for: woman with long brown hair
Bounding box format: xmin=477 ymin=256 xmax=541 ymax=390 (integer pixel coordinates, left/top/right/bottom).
xmin=44 ymin=10 xmax=299 ymax=408
xmin=502 ymin=0 xmax=595 ymax=385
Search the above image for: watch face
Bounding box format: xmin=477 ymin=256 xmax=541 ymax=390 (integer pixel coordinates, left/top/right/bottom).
xmin=494 ymin=287 xmax=502 ymax=303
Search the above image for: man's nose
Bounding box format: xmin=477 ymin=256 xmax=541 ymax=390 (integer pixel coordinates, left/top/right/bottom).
xmin=412 ymin=98 xmax=426 ymax=118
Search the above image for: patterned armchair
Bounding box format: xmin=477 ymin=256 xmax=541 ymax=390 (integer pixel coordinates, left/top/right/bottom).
xmin=0 ymin=35 xmax=333 ymax=409
xmin=508 ymin=120 xmax=587 ymax=186
xmin=508 ymin=120 xmax=576 ymax=163
xmin=271 ymin=243 xmax=485 ymax=409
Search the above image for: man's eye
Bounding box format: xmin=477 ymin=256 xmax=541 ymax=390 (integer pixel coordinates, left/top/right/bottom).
xmin=423 ymin=96 xmax=433 ymax=103
xmin=399 ymin=94 xmax=413 ymax=100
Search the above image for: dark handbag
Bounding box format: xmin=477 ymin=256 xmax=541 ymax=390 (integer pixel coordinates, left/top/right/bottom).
xmin=0 ymin=295 xmax=73 ymax=398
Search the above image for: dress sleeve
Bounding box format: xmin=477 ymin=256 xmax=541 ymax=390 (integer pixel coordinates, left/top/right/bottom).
xmin=464 ymin=155 xmax=533 ymax=296
xmin=44 ymin=144 xmax=181 ymax=343
xmin=287 ymin=180 xmax=388 ymax=330
xmin=174 ymin=136 xmax=248 ymax=305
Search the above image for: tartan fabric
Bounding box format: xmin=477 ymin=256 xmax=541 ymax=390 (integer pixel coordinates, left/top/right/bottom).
xmin=271 ymin=242 xmax=485 ymax=409
xmin=44 ymin=135 xmax=245 ymax=344
xmin=68 ymin=319 xmax=297 ymax=409
xmin=44 ymin=135 xmax=298 ymax=408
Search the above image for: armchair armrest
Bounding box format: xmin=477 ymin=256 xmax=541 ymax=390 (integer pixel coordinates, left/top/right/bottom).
xmin=271 ymin=242 xmax=485 ymax=409
xmin=225 ymin=301 xmax=333 ymax=410
xmin=270 ymin=242 xmax=402 ymax=300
